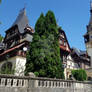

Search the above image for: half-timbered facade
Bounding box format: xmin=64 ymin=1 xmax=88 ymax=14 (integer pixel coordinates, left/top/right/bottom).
xmin=0 ymin=8 xmax=34 ymax=76
xmin=59 ymin=29 xmax=90 ymax=79
xmin=59 ymin=29 xmax=72 ymax=79
xmin=59 ymin=29 xmax=71 ymax=66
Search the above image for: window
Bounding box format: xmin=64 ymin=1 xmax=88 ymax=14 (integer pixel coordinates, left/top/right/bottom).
xmin=90 ymin=35 xmax=92 ymax=40
xmin=59 ymin=39 xmax=63 ymax=45
xmin=63 ymin=56 xmax=67 ymax=62
xmin=90 ymin=35 xmax=92 ymax=38
xmin=64 ymin=42 xmax=66 ymax=46
xmin=1 ymin=62 xmax=13 ymax=74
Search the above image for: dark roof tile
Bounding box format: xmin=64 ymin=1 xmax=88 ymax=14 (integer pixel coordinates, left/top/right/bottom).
xmin=12 ymin=8 xmax=29 ymax=33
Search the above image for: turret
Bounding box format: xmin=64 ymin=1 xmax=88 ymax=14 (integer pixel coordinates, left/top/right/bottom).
xmin=84 ymin=1 xmax=92 ymax=67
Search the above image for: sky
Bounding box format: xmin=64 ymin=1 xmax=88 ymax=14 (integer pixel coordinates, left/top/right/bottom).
xmin=0 ymin=0 xmax=91 ymax=50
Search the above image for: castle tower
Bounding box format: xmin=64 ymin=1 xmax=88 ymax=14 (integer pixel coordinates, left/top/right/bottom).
xmin=0 ymin=8 xmax=34 ymax=76
xmin=84 ymin=1 xmax=92 ymax=67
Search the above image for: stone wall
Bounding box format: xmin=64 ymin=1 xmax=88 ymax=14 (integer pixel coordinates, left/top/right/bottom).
xmin=0 ymin=74 xmax=92 ymax=92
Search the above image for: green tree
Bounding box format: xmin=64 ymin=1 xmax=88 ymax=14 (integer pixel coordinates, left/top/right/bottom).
xmin=72 ymin=69 xmax=87 ymax=81
xmin=0 ymin=34 xmax=3 ymax=42
xmin=25 ymin=11 xmax=64 ymax=79
xmin=35 ymin=13 xmax=45 ymax=36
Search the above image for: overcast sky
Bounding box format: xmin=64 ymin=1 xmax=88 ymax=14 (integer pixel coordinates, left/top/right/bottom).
xmin=0 ymin=0 xmax=91 ymax=50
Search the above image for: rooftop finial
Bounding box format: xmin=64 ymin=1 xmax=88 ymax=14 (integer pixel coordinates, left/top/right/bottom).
xmin=24 ymin=3 xmax=27 ymax=9
xmin=19 ymin=8 xmax=25 ymax=14
xmin=19 ymin=3 xmax=27 ymax=15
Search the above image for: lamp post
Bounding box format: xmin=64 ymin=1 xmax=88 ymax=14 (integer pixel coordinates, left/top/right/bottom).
xmin=23 ymin=47 xmax=28 ymax=52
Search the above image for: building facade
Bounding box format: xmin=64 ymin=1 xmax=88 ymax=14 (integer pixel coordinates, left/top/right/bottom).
xmin=59 ymin=28 xmax=91 ymax=79
xmin=0 ymin=6 xmax=91 ymax=78
xmin=0 ymin=8 xmax=34 ymax=76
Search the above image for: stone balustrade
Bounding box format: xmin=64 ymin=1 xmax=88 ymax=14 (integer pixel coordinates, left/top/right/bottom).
xmin=0 ymin=75 xmax=28 ymax=87
xmin=36 ymin=78 xmax=89 ymax=89
xmin=0 ymin=74 xmax=91 ymax=92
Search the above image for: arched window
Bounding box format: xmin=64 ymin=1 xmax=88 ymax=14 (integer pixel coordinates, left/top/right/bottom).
xmin=1 ymin=62 xmax=13 ymax=74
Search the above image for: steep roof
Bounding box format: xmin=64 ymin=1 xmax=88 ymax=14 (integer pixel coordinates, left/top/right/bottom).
xmin=59 ymin=29 xmax=71 ymax=52
xmin=89 ymin=1 xmax=92 ymax=25
xmin=72 ymin=48 xmax=86 ymax=56
xmin=71 ymin=48 xmax=90 ymax=61
xmin=12 ymin=8 xmax=29 ymax=33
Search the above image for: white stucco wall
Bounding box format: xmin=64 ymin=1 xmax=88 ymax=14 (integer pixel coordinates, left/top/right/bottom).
xmin=26 ymin=34 xmax=33 ymax=42
xmin=0 ymin=56 xmax=26 ymax=76
xmin=15 ymin=56 xmax=26 ymax=76
xmin=64 ymin=55 xmax=79 ymax=79
xmin=67 ymin=55 xmax=79 ymax=70
xmin=20 ymin=34 xmax=33 ymax=43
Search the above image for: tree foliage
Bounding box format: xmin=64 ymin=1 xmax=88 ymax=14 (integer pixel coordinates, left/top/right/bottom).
xmin=0 ymin=34 xmax=3 ymax=42
xmin=35 ymin=13 xmax=45 ymax=36
xmin=72 ymin=69 xmax=87 ymax=81
xmin=25 ymin=11 xmax=64 ymax=79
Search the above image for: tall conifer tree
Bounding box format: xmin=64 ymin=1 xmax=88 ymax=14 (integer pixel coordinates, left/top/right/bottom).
xmin=25 ymin=11 xmax=64 ymax=78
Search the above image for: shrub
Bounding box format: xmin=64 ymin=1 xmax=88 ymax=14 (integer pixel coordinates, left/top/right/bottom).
xmin=71 ymin=69 xmax=87 ymax=81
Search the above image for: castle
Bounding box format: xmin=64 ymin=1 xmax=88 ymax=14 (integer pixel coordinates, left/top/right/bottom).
xmin=0 ymin=3 xmax=92 ymax=79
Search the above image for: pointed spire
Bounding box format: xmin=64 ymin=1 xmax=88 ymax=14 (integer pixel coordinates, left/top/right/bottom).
xmin=89 ymin=1 xmax=92 ymax=25
xmin=12 ymin=8 xmax=29 ymax=33
xmin=90 ymin=0 xmax=92 ymax=13
xmin=19 ymin=7 xmax=26 ymax=16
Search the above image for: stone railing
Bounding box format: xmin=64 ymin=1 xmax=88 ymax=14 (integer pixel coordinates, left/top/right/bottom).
xmin=34 ymin=77 xmax=91 ymax=89
xmin=0 ymin=74 xmax=91 ymax=92
xmin=0 ymin=74 xmax=28 ymax=87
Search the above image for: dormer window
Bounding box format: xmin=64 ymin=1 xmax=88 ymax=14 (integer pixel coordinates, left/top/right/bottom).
xmin=7 ymin=33 xmax=10 ymax=38
xmin=59 ymin=39 xmax=63 ymax=45
xmin=90 ymin=35 xmax=92 ymax=40
xmin=64 ymin=42 xmax=66 ymax=46
xmin=91 ymin=35 xmax=92 ymax=38
xmin=84 ymin=34 xmax=89 ymax=43
xmin=60 ymin=34 xmax=64 ymax=38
